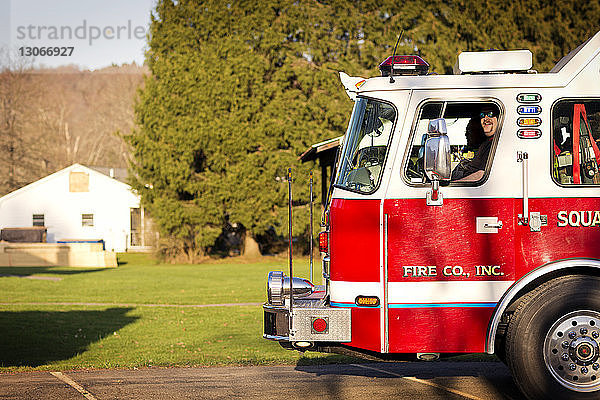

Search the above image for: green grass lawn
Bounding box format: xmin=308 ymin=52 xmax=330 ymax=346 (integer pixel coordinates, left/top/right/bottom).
xmin=0 ymin=254 xmax=353 ymax=371
xmin=0 ymin=253 xmax=323 ymax=305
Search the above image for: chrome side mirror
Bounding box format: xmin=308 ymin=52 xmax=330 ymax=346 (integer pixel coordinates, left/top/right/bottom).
xmin=424 ymin=118 xmax=451 ymax=206
xmin=426 ymin=118 xmax=447 ymax=137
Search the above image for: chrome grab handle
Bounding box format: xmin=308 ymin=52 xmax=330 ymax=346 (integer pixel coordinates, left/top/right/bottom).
xmin=484 ymin=221 xmax=503 ymax=229
xmin=477 ymin=217 xmax=502 ymax=233
xmin=517 ymin=151 xmax=529 ymax=225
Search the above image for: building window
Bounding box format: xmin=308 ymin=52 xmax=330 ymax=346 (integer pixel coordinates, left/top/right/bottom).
xmin=82 ymin=213 xmax=94 ymax=227
xmin=70 ymin=171 xmax=89 ymax=192
xmin=32 ymin=214 xmax=45 ymax=226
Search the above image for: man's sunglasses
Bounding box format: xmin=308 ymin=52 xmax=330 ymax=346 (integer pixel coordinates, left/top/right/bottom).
xmin=480 ymin=111 xmax=498 ymax=118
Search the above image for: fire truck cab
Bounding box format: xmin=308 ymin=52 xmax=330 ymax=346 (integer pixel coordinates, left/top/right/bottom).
xmin=264 ymin=31 xmax=600 ymax=400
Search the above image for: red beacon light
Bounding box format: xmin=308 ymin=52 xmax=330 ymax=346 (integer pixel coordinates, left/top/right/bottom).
xmin=318 ymin=231 xmax=329 ymax=253
xmin=379 ymin=55 xmax=429 ymax=77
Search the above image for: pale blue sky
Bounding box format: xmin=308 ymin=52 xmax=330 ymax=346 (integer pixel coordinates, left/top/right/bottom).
xmin=1 ymin=0 xmax=156 ymax=70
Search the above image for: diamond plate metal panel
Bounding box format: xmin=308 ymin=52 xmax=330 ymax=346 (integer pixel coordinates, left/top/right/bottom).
xmin=290 ymin=308 xmax=351 ymax=342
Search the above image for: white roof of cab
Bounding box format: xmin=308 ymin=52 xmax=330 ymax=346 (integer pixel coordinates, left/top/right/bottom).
xmin=340 ymin=30 xmax=600 ymax=94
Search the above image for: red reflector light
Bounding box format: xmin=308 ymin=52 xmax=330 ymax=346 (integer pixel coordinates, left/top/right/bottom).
xmin=318 ymin=231 xmax=328 ymax=253
xmin=379 ymin=55 xmax=429 ymax=76
xmin=517 ymin=129 xmax=542 ymax=139
xmin=312 ymin=317 xmax=328 ymax=333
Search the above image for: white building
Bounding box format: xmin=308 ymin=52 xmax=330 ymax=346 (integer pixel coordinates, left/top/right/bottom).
xmin=0 ymin=163 xmax=148 ymax=252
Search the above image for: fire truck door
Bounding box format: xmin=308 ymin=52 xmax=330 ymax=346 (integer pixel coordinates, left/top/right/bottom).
xmin=382 ymin=100 xmax=516 ymax=353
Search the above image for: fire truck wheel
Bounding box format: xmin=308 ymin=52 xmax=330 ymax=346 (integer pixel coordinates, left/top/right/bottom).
xmin=494 ymin=333 xmax=507 ymax=364
xmin=506 ymin=275 xmax=600 ymax=400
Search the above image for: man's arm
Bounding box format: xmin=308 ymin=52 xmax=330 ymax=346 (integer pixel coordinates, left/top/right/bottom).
xmin=456 ymin=169 xmax=484 ymax=182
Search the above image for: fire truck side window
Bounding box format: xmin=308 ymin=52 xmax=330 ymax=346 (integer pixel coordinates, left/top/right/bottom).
xmin=552 ymin=100 xmax=600 ymax=185
xmin=405 ymin=101 xmax=501 ymax=185
xmin=335 ymin=98 xmax=396 ymax=193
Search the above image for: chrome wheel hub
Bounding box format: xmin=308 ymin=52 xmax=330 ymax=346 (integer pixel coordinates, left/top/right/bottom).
xmin=544 ymin=310 xmax=600 ymax=392
xmin=569 ymin=337 xmax=598 ymax=365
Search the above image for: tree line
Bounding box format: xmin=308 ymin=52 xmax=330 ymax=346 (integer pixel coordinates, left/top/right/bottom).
xmin=124 ymin=0 xmax=600 ymax=260
xmin=0 ymin=55 xmax=144 ymax=196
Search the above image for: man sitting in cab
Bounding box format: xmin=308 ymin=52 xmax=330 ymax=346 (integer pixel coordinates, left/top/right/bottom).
xmin=451 ymin=105 xmax=499 ymax=181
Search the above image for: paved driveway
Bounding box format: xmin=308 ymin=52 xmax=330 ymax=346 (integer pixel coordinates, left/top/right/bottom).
xmin=0 ymin=362 xmax=522 ymax=400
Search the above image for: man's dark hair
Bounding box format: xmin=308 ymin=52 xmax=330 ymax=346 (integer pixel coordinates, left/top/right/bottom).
xmin=465 ymin=104 xmax=499 ymax=149
xmin=465 ymin=117 xmax=485 ymax=150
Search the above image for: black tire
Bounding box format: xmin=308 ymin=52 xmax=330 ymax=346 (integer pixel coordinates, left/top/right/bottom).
xmin=506 ymin=275 xmax=600 ymax=400
xmin=494 ymin=332 xmax=507 ymax=364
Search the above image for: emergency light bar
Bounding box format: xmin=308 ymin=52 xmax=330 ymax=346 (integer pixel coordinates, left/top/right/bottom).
xmin=379 ymin=55 xmax=429 ymax=76
xmin=454 ymin=50 xmax=532 ymax=74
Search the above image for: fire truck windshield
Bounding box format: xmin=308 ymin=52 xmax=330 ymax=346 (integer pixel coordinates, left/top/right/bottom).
xmin=336 ymin=98 xmax=396 ymax=193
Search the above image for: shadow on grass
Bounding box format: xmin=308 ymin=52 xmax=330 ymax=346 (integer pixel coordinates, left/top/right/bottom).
xmin=0 ymin=266 xmax=107 ymax=278
xmin=0 ymin=307 xmax=138 ymax=367
xmin=116 ymin=252 xmax=160 ymax=267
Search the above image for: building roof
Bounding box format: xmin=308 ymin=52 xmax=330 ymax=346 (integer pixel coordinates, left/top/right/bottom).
xmin=88 ymin=166 xmax=129 ymax=183
xmin=0 ymin=163 xmax=135 ymax=204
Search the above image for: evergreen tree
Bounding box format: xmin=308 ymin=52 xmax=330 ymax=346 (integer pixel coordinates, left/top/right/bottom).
xmin=127 ymin=1 xmax=226 ymax=261
xmin=128 ymin=0 xmax=600 ymax=260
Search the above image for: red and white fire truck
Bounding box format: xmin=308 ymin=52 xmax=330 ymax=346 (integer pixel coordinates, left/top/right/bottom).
xmin=264 ymin=31 xmax=600 ymax=400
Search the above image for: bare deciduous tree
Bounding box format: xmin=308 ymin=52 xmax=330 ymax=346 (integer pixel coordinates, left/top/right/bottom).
xmin=0 ymin=48 xmax=43 ymax=193
xmin=0 ymin=52 xmax=146 ymax=196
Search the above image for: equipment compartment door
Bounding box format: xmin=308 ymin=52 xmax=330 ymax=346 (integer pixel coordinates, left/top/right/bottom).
xmin=384 ymin=197 xmax=515 ymax=353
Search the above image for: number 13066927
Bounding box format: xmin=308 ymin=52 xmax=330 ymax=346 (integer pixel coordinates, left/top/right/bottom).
xmin=19 ymin=46 xmax=74 ymax=57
